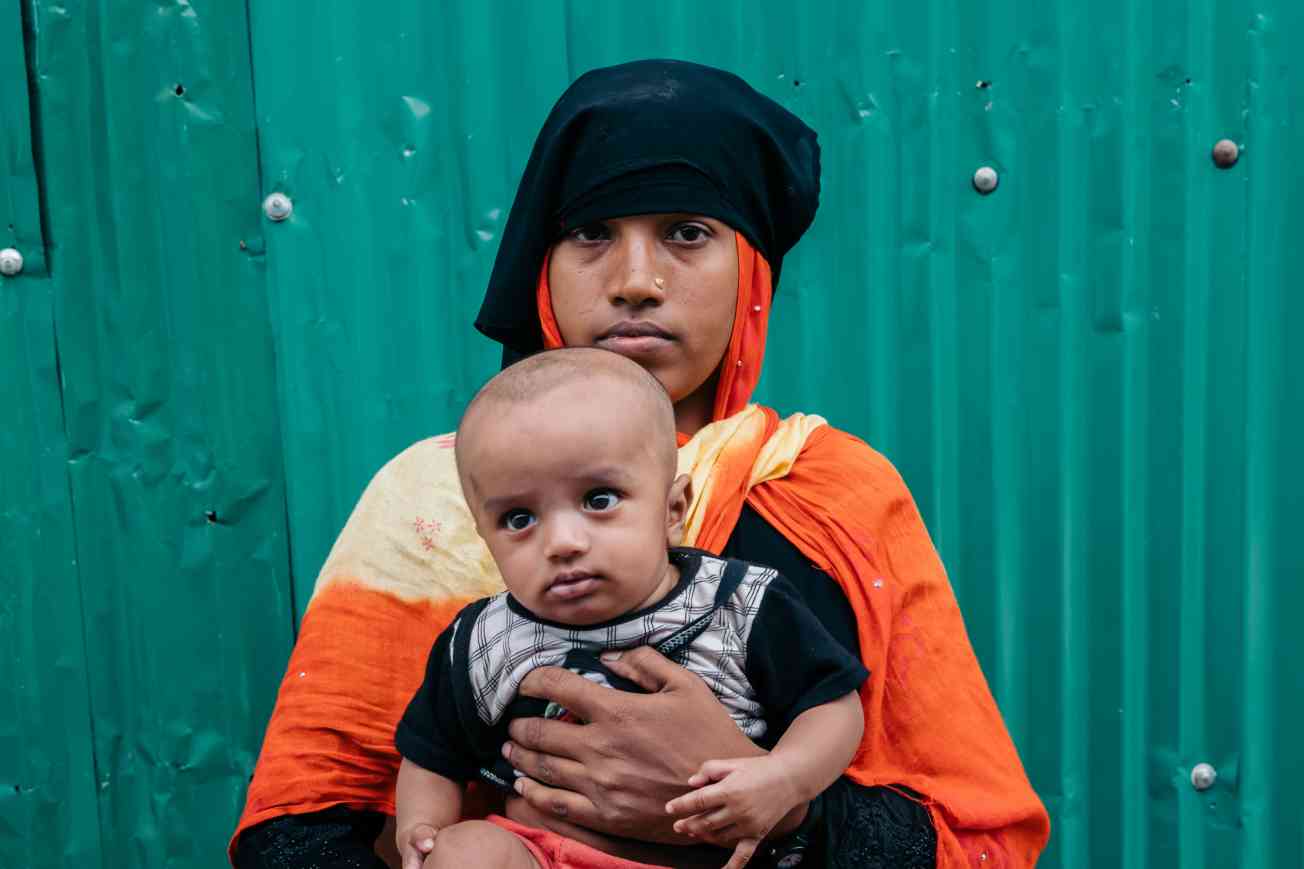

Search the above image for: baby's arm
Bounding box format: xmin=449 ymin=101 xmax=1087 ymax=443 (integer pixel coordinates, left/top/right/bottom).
xmin=395 ymin=758 xmax=464 ymax=869
xmin=664 ymin=690 xmax=864 ymax=869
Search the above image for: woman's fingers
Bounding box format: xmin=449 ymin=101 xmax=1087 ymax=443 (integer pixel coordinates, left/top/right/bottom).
xmin=516 ymin=666 xmax=615 ymax=723
xmin=596 ymin=646 xmax=678 ymax=692
xmin=512 ymin=775 xmax=601 ymax=825
xmin=505 ymin=714 xmax=588 ymax=760
xmin=722 ymin=837 xmax=760 ymax=869
xmin=501 ymin=740 xmax=588 ymax=790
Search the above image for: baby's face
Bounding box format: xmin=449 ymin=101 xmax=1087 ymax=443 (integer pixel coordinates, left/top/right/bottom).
xmin=458 ymin=378 xmax=687 ymax=626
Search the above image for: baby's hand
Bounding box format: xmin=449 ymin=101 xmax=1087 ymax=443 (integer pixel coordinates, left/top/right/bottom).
xmin=664 ymin=756 xmax=801 ymax=869
xmin=396 ymin=822 xmax=438 ymax=869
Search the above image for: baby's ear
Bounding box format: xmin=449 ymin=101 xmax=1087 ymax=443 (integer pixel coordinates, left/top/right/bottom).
xmin=666 ymin=474 xmax=692 ymax=546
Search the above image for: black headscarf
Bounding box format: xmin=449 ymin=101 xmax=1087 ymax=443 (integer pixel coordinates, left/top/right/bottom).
xmin=475 ymin=59 xmax=821 ymax=359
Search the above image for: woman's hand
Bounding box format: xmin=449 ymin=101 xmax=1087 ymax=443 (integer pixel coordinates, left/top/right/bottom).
xmin=502 ymin=646 xmax=767 ymax=844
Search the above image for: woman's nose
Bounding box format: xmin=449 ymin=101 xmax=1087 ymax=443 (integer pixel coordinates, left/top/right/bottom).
xmin=544 ymin=514 xmax=590 ymax=561
xmin=607 ymin=232 xmax=666 ymax=308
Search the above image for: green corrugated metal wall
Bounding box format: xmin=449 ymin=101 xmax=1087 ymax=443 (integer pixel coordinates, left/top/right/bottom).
xmin=3 ymin=1 xmax=1301 ymax=866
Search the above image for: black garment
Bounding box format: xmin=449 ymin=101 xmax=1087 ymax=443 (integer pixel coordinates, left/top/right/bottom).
xmin=475 ymin=59 xmax=821 ymax=358
xmin=396 ymin=550 xmax=868 ymax=789
xmin=234 ymin=806 xmax=387 ymax=869
xmin=234 ymin=507 xmax=936 ymax=869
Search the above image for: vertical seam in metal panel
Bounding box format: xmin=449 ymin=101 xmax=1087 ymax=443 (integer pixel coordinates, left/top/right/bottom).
xmin=562 ymin=0 xmax=576 ymax=80
xmin=50 ymin=334 xmax=108 ymax=869
xmin=1056 ymin=0 xmax=1090 ymax=861
xmin=1238 ymin=12 xmax=1274 ymax=866
xmin=242 ymin=0 xmax=300 ymax=636
xmin=17 ymin=0 xmax=51 ymax=268
xmin=1118 ymin=0 xmax=1151 ymax=865
xmin=1178 ymin=0 xmax=1214 ymax=862
xmin=20 ymin=3 xmax=106 ymax=865
xmin=47 ymin=327 xmax=107 ymax=869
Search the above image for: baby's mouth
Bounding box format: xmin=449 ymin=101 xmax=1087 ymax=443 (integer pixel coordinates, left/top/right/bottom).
xmin=546 ymin=572 xmax=602 ymax=601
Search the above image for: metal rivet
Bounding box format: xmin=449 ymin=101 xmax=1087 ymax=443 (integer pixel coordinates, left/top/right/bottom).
xmin=0 ymin=248 xmax=23 ymax=276
xmin=753 ymin=305 xmax=762 ymax=313
xmin=973 ymin=166 xmax=999 ymax=194
xmin=1212 ymin=139 xmax=1239 ymax=168
xmin=736 ymin=360 xmax=744 ymax=367
xmin=262 ymin=192 xmax=294 ymax=222
xmin=1191 ymin=762 xmax=1217 ymax=791
xmin=872 ymin=578 xmax=884 ymax=588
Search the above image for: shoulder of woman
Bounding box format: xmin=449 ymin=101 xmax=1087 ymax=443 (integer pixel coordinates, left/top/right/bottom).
xmin=796 ymin=422 xmax=913 ymax=497
xmin=373 ymin=432 xmax=461 ymax=487
xmin=312 ymin=433 xmax=504 ymax=603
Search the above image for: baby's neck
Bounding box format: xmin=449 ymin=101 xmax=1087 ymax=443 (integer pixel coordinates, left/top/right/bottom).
xmin=623 ymin=557 xmax=684 ymax=616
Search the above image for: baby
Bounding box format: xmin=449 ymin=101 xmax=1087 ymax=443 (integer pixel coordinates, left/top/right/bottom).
xmin=394 ymin=348 xmax=867 ymax=869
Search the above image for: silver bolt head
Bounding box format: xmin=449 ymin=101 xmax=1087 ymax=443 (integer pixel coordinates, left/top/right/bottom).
xmin=0 ymin=248 xmax=23 ymax=276
xmin=263 ymin=192 xmax=294 ymax=222
xmin=973 ymin=166 xmax=1000 ymax=194
xmin=1191 ymin=762 xmax=1217 ymax=791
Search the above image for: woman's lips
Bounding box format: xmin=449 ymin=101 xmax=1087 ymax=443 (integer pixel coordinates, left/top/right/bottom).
xmin=597 ymin=335 xmax=673 ymax=355
xmin=546 ymin=573 xmax=602 ymax=601
xmin=596 ymin=321 xmax=675 ymax=356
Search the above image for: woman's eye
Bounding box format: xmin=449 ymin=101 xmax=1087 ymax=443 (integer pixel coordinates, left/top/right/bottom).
xmin=502 ymin=510 xmax=536 ymax=532
xmin=567 ymin=223 xmax=610 ymax=243
xmin=668 ymin=223 xmax=710 ymax=244
xmin=583 ymin=489 xmax=621 ymax=512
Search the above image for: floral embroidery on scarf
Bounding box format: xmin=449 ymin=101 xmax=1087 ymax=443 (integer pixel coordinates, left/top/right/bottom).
xmin=413 ymin=516 xmax=442 ymax=552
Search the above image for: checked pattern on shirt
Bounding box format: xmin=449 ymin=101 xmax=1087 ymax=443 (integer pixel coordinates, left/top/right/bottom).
xmin=464 ymin=552 xmax=774 ymax=738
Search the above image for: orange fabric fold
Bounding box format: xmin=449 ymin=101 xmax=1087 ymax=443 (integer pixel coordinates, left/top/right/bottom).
xmin=234 ymin=586 xmax=474 ymax=835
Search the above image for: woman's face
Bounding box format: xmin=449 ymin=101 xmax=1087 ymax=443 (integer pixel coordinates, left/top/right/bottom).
xmin=548 ymin=214 xmax=738 ymax=433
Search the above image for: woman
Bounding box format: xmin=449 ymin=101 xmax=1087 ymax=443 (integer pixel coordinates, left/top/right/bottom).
xmin=233 ymin=60 xmax=1049 ymax=868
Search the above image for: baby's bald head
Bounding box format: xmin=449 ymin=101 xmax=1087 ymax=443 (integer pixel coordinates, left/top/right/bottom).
xmin=455 ymin=348 xmax=679 ymax=495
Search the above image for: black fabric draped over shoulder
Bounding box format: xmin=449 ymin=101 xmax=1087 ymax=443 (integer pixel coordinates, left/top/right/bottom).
xmin=475 ymin=59 xmax=821 ymax=359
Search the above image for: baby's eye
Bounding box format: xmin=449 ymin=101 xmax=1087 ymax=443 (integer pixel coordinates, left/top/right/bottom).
xmin=501 ymin=509 xmax=536 ymax=532
xmin=583 ymin=489 xmax=621 ymax=512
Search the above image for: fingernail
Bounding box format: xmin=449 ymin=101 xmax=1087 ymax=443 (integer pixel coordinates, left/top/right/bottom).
xmin=513 ymin=779 xmax=524 ymax=795
xmin=420 ymin=838 xmax=434 ymax=850
xmin=501 ymin=743 xmax=512 ymax=760
xmin=599 ymin=650 xmax=621 ymax=662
